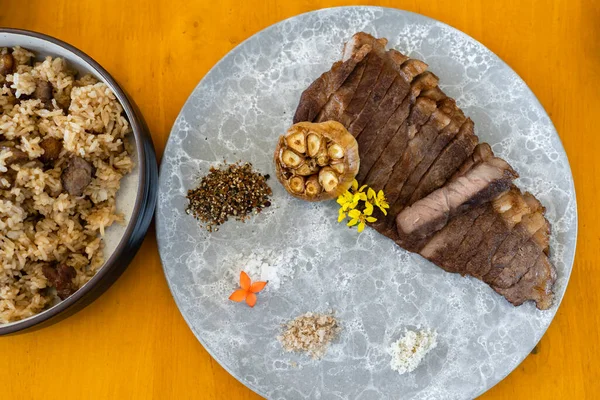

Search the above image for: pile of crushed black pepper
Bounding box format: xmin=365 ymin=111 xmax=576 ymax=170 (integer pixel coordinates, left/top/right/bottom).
xmin=186 ymin=162 xmax=272 ymax=232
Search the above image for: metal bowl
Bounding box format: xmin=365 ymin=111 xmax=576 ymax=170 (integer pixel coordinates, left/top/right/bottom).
xmin=0 ymin=28 xmax=158 ymax=335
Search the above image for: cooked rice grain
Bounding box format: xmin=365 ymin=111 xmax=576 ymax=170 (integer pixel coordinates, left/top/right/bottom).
xmin=0 ymin=47 xmax=133 ymax=323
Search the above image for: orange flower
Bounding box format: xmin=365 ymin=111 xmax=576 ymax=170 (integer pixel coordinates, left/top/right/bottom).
xmin=228 ymin=271 xmax=267 ymax=307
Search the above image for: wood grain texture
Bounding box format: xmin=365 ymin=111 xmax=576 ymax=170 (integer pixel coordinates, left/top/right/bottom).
xmin=1 ymin=0 xmax=598 ymax=398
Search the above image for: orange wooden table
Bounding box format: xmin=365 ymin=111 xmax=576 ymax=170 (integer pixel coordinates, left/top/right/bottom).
xmin=1 ymin=1 xmax=598 ymax=398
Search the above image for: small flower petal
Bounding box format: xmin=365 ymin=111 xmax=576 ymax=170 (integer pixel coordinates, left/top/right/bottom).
xmin=348 ymin=209 xmax=362 ymax=219
xmin=250 ymin=281 xmax=268 ymax=293
xmin=246 ymin=292 xmax=257 ymax=307
xmin=351 ymin=180 xmax=358 ymax=191
xmin=364 ymin=202 xmax=374 ymax=215
xmin=338 ymin=212 xmax=346 ymax=222
xmin=347 ymin=218 xmax=359 ymax=227
xmin=359 ymin=184 xmax=368 ymax=193
xmin=379 ymin=207 xmax=388 ymax=216
xmin=357 ymin=222 xmax=365 ymax=232
xmin=229 ymin=289 xmax=248 ymax=302
xmin=240 ymin=271 xmax=251 ymax=290
xmin=366 ymin=216 xmax=377 ymax=223
xmin=367 ymin=187 xmax=376 ymax=200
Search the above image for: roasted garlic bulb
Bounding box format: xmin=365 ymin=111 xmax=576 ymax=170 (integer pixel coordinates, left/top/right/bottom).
xmin=274 ymin=121 xmax=360 ymax=201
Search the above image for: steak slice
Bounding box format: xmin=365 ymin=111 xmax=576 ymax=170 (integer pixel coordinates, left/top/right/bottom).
xmin=293 ymin=43 xmax=371 ymax=124
xmin=349 ymin=62 xmax=398 ymax=137
xmin=390 ymin=98 xmax=458 ymax=207
xmin=462 ymin=189 xmax=531 ymax=279
xmin=408 ymin=120 xmax=478 ymax=203
xmin=419 ymin=204 xmax=489 ymax=273
xmin=338 ymin=53 xmax=385 ymax=128
xmin=485 ymin=208 xmax=548 ymax=288
xmin=451 ymin=142 xmax=494 ymax=180
xmin=354 ymin=60 xmax=427 ymax=159
xmin=316 ymin=58 xmax=368 ymax=123
xmin=493 ymin=253 xmax=556 ymax=309
xmin=423 ymin=204 xmax=498 ymax=274
xmin=399 ymin=104 xmax=467 ymax=205
xmin=396 ymin=157 xmax=518 ymax=252
xmin=366 ymin=94 xmax=437 ymax=191
xmin=358 ymin=72 xmax=438 ymax=185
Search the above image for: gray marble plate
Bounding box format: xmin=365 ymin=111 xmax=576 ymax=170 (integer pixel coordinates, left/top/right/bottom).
xmin=156 ymin=7 xmax=577 ymax=399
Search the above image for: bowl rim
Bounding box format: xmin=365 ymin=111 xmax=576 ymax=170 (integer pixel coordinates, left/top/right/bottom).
xmin=0 ymin=28 xmax=152 ymax=334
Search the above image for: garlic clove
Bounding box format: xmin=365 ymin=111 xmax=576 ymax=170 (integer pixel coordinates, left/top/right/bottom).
xmin=285 ymin=131 xmax=306 ymax=154
xmin=318 ymin=167 xmax=339 ymax=192
xmin=306 ymin=133 xmax=323 ymax=157
xmin=305 ymin=175 xmax=322 ymax=197
xmin=327 ymin=143 xmax=345 ymax=160
xmin=281 ymin=149 xmax=303 ymax=168
xmin=289 ymin=176 xmax=305 ymax=193
xmin=294 ymin=159 xmax=319 ymax=176
xmin=330 ymin=161 xmax=345 ymax=174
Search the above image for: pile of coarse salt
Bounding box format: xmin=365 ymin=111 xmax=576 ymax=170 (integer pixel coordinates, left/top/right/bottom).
xmin=389 ymin=328 xmax=438 ymax=375
xmin=226 ymin=250 xmax=295 ymax=291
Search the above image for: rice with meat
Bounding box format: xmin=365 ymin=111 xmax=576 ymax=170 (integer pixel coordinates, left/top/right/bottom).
xmin=0 ymin=46 xmax=133 ymax=323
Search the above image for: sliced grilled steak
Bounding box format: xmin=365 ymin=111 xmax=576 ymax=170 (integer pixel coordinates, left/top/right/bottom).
xmin=338 ymin=53 xmax=386 ymax=128
xmin=354 ymin=61 xmax=423 ymax=157
xmin=317 ymin=59 xmax=368 ymax=123
xmin=462 ymin=189 xmax=531 ymax=279
xmin=493 ymin=253 xmax=556 ymax=309
xmin=390 ymin=99 xmax=456 ymax=207
xmin=293 ymin=43 xmax=371 ymax=124
xmin=292 ymin=32 xmax=557 ymax=309
xmin=422 ymin=203 xmax=498 ymax=274
xmin=408 ymin=120 xmax=478 ymax=203
xmin=485 ymin=209 xmax=547 ymax=287
xmin=396 ymin=157 xmax=518 ymax=251
xmin=399 ymin=104 xmax=467 ymax=205
xmin=420 ymin=204 xmax=489 ymax=273
xmin=349 ymin=63 xmax=399 ymax=137
xmin=358 ymin=72 xmax=438 ymax=184
xmin=451 ymin=142 xmax=494 ymax=180
xmin=366 ymin=93 xmax=437 ymax=191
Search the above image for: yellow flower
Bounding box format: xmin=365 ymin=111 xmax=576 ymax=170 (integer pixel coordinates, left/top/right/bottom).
xmin=338 ymin=207 xmax=347 ymax=222
xmin=346 ymin=208 xmax=377 ymax=233
xmin=373 ymin=190 xmax=389 ymax=215
xmin=367 ymin=187 xmax=376 ymax=201
xmin=337 ymin=191 xmax=354 ymax=211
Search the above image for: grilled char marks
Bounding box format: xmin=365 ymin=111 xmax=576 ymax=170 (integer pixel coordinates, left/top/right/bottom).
xmin=359 ymin=72 xmax=438 ymax=185
xmin=409 ymin=121 xmax=478 ymax=204
xmin=292 ymin=32 xmax=556 ymax=309
xmin=317 ymin=59 xmax=368 ymax=123
xmin=389 ymin=98 xmax=457 ymax=208
xmin=399 ymin=103 xmax=467 ymax=206
xmin=367 ymin=93 xmax=437 ymax=192
xmin=293 ymin=43 xmax=371 ymax=124
xmin=353 ymin=61 xmax=420 ymax=167
xmin=395 ymin=157 xmax=518 ymax=252
xmin=349 ymin=62 xmax=398 ymax=137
